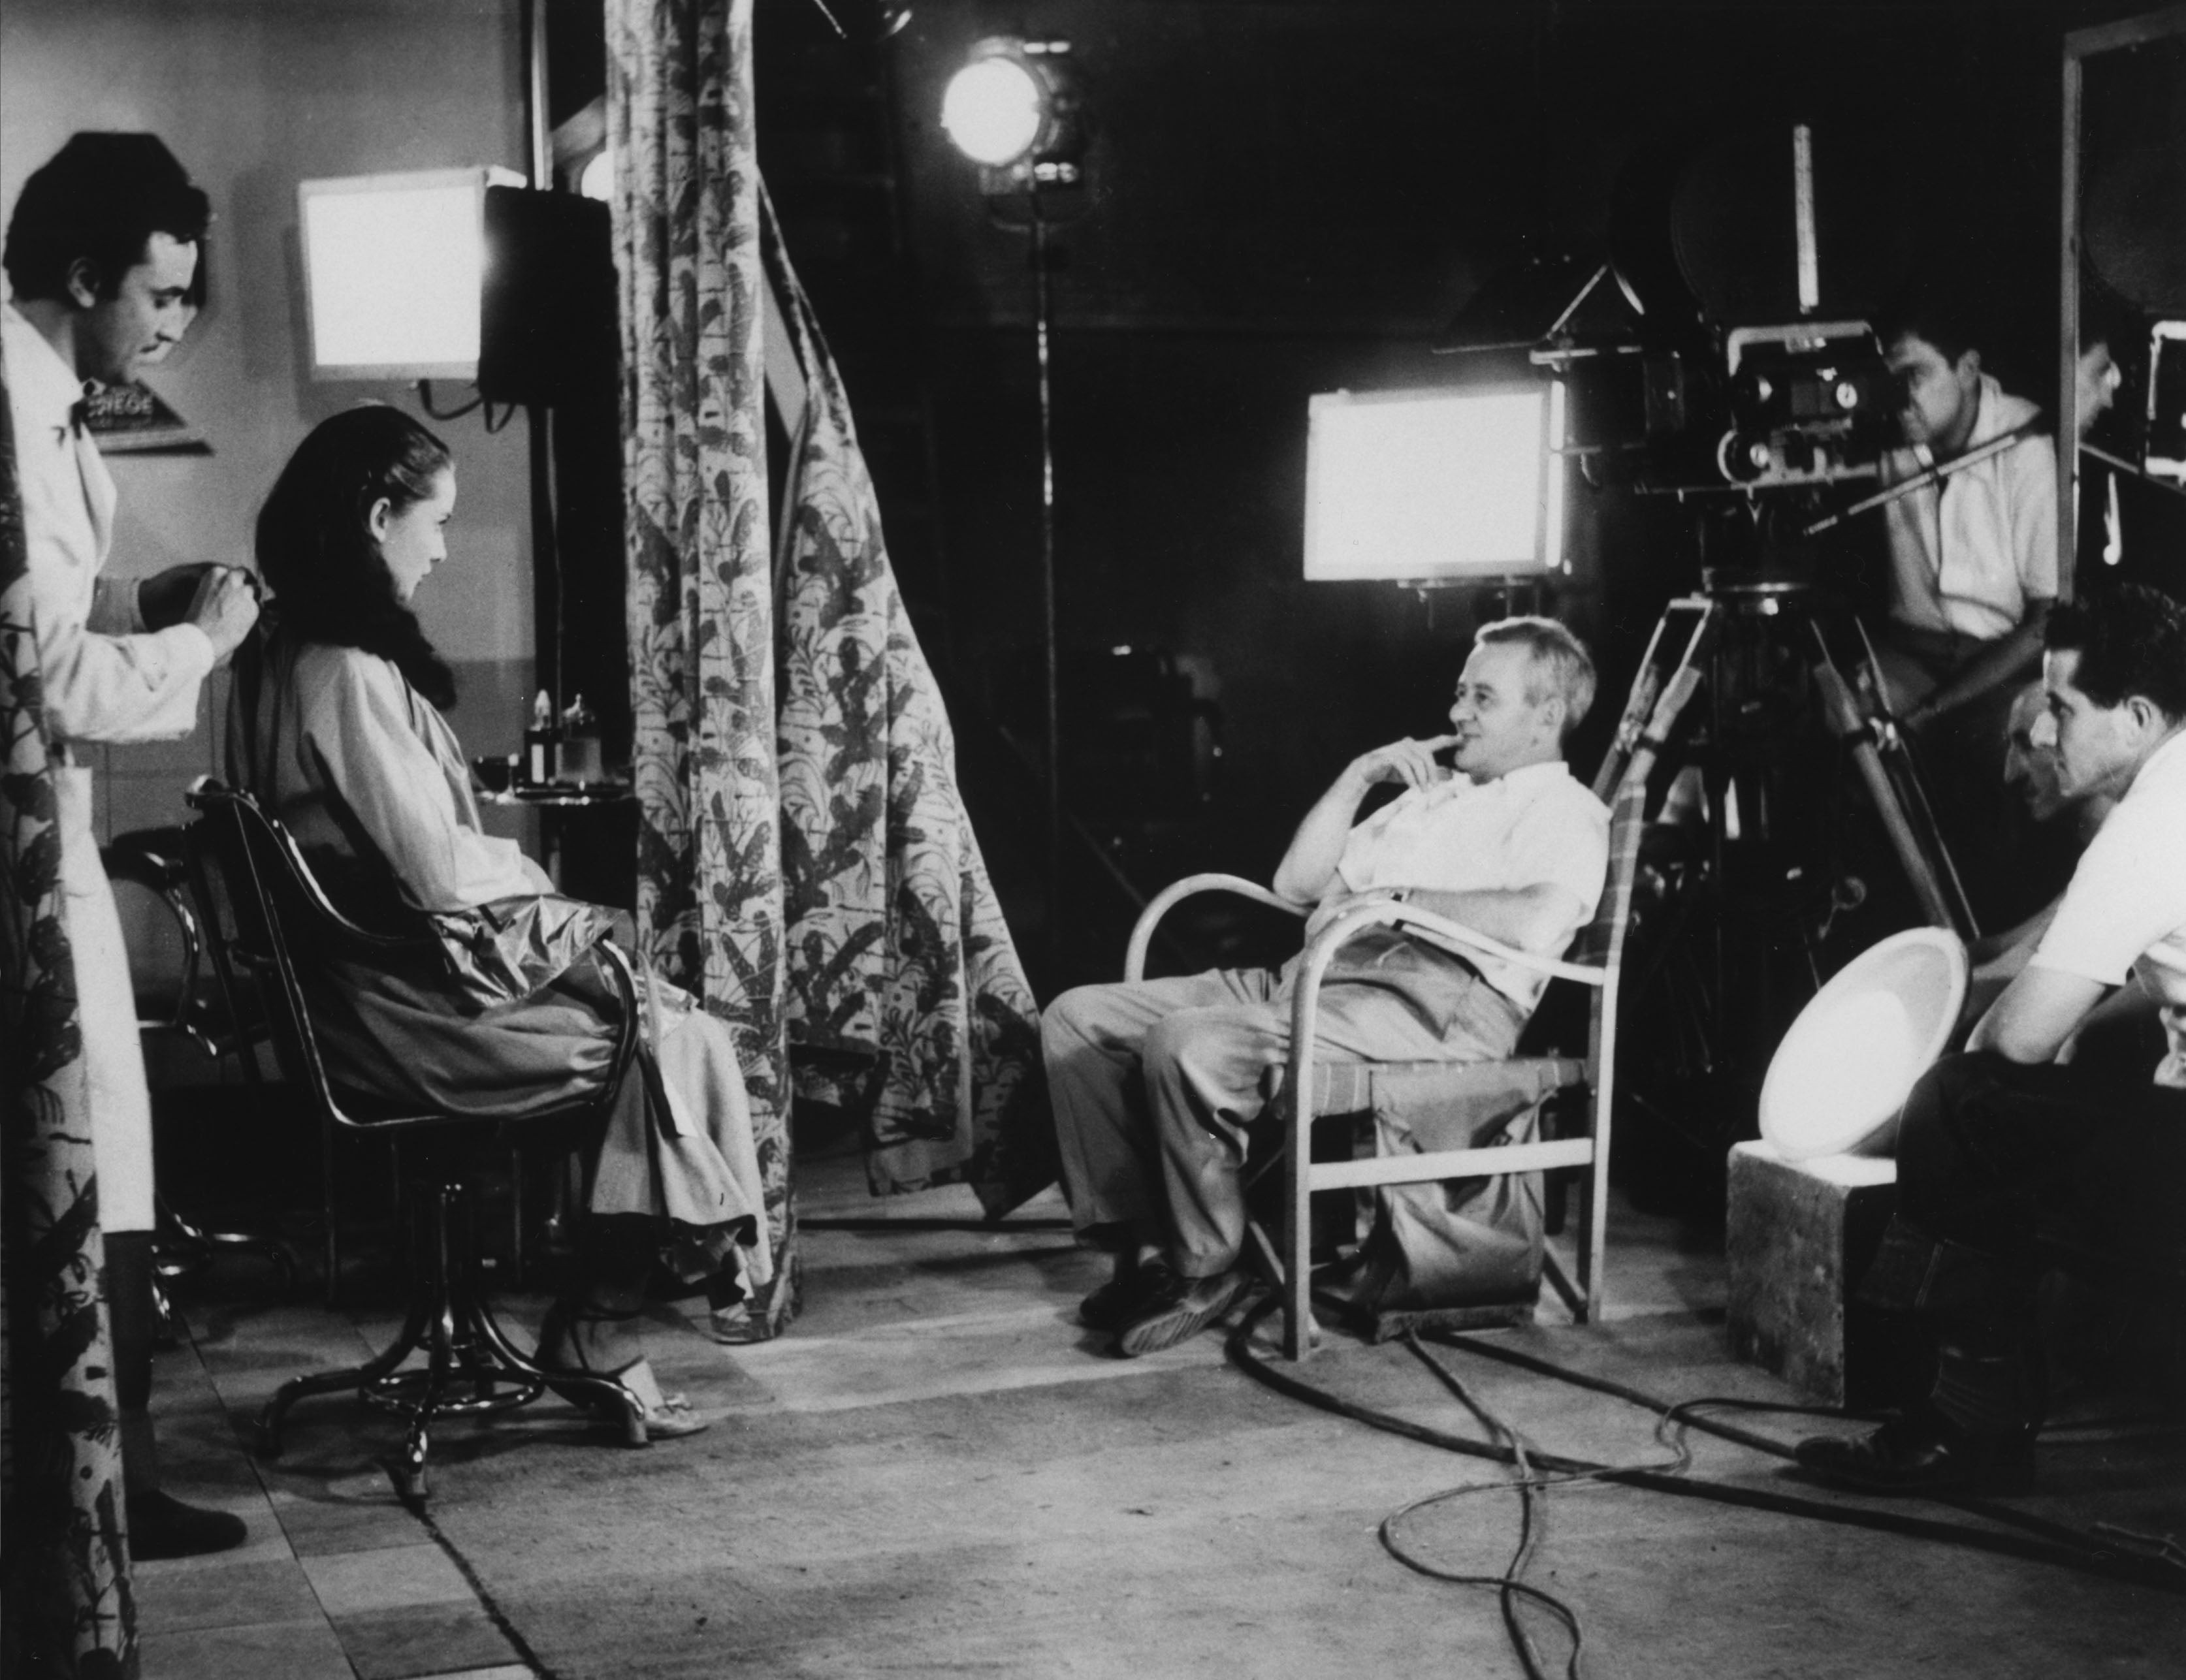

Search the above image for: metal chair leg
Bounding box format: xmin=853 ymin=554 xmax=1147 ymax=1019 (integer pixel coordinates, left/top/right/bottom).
xmin=155 ymin=1197 xmax=298 ymax=1293
xmin=259 ymin=1165 xmax=651 ymax=1497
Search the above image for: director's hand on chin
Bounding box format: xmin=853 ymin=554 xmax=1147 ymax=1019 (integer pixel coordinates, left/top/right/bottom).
xmin=138 ymin=563 xmax=219 ymax=630
xmin=1350 ymin=733 xmax=1459 ymax=790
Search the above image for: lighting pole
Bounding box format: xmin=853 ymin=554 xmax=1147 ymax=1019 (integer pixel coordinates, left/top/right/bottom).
xmin=940 ymin=37 xmax=1085 ymax=965
xmin=1029 ymin=194 xmax=1058 ymax=927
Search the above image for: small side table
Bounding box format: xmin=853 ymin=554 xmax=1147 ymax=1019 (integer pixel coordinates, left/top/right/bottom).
xmin=477 ymin=782 xmax=638 ymax=904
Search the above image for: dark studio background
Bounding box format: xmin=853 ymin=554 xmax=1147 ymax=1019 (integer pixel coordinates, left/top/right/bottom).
xmin=538 ymin=0 xmax=2175 ymax=1197
xmin=737 ymin=2 xmax=2154 ymax=957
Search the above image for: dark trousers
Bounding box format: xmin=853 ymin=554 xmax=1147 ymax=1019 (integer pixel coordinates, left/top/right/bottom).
xmin=1871 ymin=623 xmax=2059 ymax=932
xmin=1863 ymin=1051 xmax=2186 ymax=1378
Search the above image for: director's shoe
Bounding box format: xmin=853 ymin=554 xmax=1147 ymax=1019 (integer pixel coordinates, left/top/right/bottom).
xmin=1080 ymin=1261 xmax=1174 ymax=1333
xmin=1116 ymin=1268 xmax=1251 ymax=1358
xmin=1795 ymin=1408 xmax=2036 ymax=1496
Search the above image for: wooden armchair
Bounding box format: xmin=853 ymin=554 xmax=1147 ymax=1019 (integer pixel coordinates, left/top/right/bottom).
xmin=1122 ymin=681 xmax=1680 ymax=1360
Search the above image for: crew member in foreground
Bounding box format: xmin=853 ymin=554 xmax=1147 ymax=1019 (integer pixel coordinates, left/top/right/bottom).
xmin=1043 ymin=618 xmax=1609 ymax=1355
xmin=1801 ymin=582 xmax=2186 ymax=1491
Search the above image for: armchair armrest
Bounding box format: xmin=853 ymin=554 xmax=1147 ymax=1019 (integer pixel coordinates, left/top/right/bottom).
xmin=1369 ymin=901 xmax=1605 ymax=989
xmin=1283 ymin=896 xmax=1603 ymax=1138
xmin=1124 ymin=872 xmax=1306 ymax=983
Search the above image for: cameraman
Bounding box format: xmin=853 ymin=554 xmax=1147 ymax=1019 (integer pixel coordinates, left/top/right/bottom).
xmin=1868 ymin=289 xmax=2057 ymax=926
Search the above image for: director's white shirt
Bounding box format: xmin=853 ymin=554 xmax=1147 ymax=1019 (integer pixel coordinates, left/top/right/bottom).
xmin=1326 ymin=758 xmax=1609 ymax=1011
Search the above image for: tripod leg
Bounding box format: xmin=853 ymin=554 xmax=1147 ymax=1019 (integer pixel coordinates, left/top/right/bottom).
xmin=1844 ymin=617 xmax=1981 ymax=939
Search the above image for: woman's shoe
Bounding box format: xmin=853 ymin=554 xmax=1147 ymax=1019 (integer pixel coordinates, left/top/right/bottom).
xmin=534 ymin=1303 xmax=710 ymax=1443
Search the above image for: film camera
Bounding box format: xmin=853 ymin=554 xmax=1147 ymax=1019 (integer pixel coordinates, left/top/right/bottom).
xmin=1716 ymin=323 xmax=1899 ymax=486
xmin=1439 ymin=123 xmax=1914 ymax=499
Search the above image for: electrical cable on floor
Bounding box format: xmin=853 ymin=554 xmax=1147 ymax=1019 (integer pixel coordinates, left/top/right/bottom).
xmin=1221 ymin=1289 xmax=2186 ymax=1680
xmin=1429 ymin=1328 xmax=2186 ymax=1575
xmin=1378 ymin=1332 xmax=1695 ymax=1680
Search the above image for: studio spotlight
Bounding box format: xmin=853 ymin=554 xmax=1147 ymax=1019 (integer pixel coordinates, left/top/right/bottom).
xmin=940 ymin=38 xmax=1083 ymax=197
xmin=939 ymin=35 xmax=1091 ymax=960
xmin=942 ymin=56 xmax=1045 ymax=166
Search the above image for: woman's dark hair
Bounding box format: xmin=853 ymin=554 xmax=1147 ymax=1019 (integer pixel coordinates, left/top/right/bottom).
xmin=256 ymin=406 xmax=457 ymax=709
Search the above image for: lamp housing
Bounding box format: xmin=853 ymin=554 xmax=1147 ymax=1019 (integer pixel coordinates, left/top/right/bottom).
xmin=941 ymin=37 xmax=1087 ymax=216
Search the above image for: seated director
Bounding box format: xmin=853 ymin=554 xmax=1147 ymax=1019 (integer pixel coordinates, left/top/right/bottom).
xmin=1801 ymin=582 xmax=2186 ymax=1493
xmin=1042 ymin=617 xmax=1610 ymax=1355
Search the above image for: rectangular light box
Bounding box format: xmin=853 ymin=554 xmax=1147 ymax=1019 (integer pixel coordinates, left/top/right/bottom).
xmin=298 ymin=166 xmax=524 ymax=381
xmin=1304 ymin=385 xmax=1563 ymax=583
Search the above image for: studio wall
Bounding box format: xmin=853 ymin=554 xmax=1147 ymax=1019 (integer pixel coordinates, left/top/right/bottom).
xmin=0 ymin=0 xmax=536 ymax=842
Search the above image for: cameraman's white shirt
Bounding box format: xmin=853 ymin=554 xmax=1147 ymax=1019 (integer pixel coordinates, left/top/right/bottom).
xmin=1882 ymin=374 xmax=2057 ymax=642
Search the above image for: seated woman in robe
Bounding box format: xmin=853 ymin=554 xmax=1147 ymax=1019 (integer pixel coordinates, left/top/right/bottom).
xmin=231 ymin=405 xmax=769 ymax=1438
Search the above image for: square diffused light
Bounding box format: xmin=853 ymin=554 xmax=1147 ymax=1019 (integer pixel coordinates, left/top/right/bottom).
xmin=298 ymin=168 xmax=521 ymax=381
xmin=1304 ymin=387 xmax=1551 ymax=582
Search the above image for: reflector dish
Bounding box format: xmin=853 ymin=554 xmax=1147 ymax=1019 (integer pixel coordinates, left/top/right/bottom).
xmin=1758 ymin=927 xmax=1966 ymax=1160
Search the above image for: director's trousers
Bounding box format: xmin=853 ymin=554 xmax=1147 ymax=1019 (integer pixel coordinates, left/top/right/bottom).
xmin=1043 ymin=957 xmax=1524 ymax=1278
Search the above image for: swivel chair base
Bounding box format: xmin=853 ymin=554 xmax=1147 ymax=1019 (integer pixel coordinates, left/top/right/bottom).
xmin=257 ymin=1165 xmax=647 ymax=1501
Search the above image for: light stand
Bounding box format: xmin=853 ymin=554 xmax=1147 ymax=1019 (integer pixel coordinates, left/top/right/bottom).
xmin=1031 ymin=197 xmax=1060 ymax=920
xmin=941 ymin=36 xmax=1087 ymax=965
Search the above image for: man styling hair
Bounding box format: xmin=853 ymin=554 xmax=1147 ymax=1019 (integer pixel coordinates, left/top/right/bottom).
xmin=4 ymin=132 xmax=259 ymax=1557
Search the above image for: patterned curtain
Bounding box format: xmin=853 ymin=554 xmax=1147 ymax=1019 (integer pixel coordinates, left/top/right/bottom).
xmin=606 ymin=0 xmax=797 ymax=1333
xmin=0 ymin=340 xmax=136 ymax=1665
xmin=764 ymin=205 xmax=1053 ymax=1214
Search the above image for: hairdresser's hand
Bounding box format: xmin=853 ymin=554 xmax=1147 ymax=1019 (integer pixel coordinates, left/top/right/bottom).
xmin=185 ymin=567 xmax=261 ymax=662
xmin=138 ymin=563 xmax=217 ymax=631
xmin=1345 ymin=734 xmax=1459 ymax=792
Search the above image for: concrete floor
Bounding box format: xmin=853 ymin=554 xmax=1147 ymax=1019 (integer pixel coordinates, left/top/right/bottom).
xmin=133 ymin=1157 xmax=2185 ymax=1679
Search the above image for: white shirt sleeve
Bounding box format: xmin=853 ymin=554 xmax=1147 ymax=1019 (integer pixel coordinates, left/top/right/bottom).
xmin=20 ymin=473 xmax=214 ymax=745
xmin=2029 ymin=807 xmax=2186 ymax=987
xmin=1507 ymin=784 xmax=1611 ymax=923
xmin=1334 ymin=787 xmax=1419 ymax=893
xmin=302 ymin=653 xmax=549 ymax=911
xmin=29 ymin=569 xmax=215 ymax=746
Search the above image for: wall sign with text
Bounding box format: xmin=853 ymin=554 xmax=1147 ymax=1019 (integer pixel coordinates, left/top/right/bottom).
xmin=84 ymin=381 xmax=208 ymax=455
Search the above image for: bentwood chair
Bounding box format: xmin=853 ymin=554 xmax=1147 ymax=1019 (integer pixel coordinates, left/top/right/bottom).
xmin=184 ymin=778 xmax=651 ymax=1498
xmin=1123 ymin=678 xmax=1689 ymax=1360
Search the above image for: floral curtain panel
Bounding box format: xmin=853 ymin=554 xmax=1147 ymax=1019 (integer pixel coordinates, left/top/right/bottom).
xmin=763 ymin=206 xmax=1053 ymax=1214
xmin=0 ymin=339 xmax=137 ymax=1667
xmin=606 ymin=0 xmax=797 ymax=1333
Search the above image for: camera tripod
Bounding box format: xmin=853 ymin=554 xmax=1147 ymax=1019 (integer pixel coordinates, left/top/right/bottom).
xmin=1595 ymin=575 xmax=1975 ymax=1205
